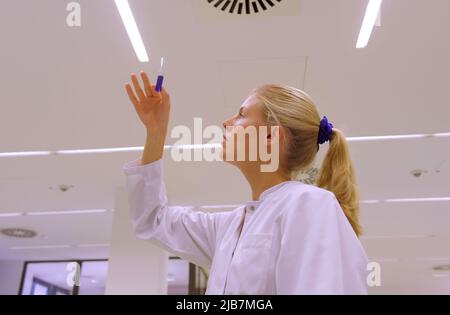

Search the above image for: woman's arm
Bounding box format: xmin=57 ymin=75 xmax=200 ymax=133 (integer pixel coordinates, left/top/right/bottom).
xmin=123 ymin=72 xmax=231 ymax=269
xmin=124 ymin=71 xmax=170 ymax=165
xmin=123 ymin=157 xmax=230 ymax=269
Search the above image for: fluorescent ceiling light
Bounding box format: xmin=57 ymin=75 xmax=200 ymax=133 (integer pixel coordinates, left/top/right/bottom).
xmin=0 ymin=212 xmax=23 ymax=217
xmin=115 ymin=0 xmax=149 ymax=62
xmin=1 ymin=132 xmax=449 ymax=158
xmin=27 ymin=209 xmax=110 ymax=216
xmin=347 ymin=134 xmax=427 ymax=142
xmin=0 ymin=146 xmax=144 ymax=158
xmin=77 ymin=243 xmax=110 ymax=248
xmin=0 ymin=209 xmax=111 ymax=217
xmin=433 ymin=274 xmax=450 ymax=278
xmin=356 ymin=0 xmax=383 ymax=48
xmin=361 ymin=234 xmax=434 ymax=240
xmin=10 ymin=245 xmax=72 ymax=250
xmin=360 ymin=199 xmax=381 ymax=204
xmin=360 ymin=197 xmax=450 ymax=204
xmin=368 ymin=258 xmax=400 ymax=263
xmin=196 ymin=204 xmax=242 ymax=210
xmin=195 ymin=197 xmax=450 ymax=211
xmin=367 ymin=257 xmax=450 ymax=263
xmin=433 ymin=133 xmax=450 ymax=138
xmin=414 ymin=257 xmax=450 ymax=262
xmin=55 ymin=146 xmax=143 ymax=155
xmin=0 ymin=151 xmax=52 ymax=157
xmin=348 ymin=132 xmax=450 ymax=142
xmin=9 ymin=244 xmax=110 ymax=250
xmin=384 ymin=197 xmax=450 ymax=203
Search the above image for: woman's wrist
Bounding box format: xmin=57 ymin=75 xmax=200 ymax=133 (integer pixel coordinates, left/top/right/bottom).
xmin=141 ymin=130 xmax=166 ymax=165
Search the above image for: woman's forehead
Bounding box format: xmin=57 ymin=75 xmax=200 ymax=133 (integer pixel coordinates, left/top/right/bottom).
xmin=241 ymin=94 xmax=260 ymax=110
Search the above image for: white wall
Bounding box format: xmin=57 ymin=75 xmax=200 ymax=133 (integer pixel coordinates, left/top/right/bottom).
xmin=0 ymin=260 xmax=24 ymax=295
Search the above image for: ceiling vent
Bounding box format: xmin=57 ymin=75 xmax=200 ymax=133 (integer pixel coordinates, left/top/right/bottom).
xmin=207 ymin=0 xmax=283 ymax=15
xmin=433 ymin=265 xmax=450 ymax=272
xmin=192 ymin=0 xmax=300 ymax=22
xmin=1 ymin=228 xmax=37 ymax=238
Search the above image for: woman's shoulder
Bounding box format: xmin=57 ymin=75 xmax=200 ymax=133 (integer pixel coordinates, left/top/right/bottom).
xmin=275 ymin=181 xmax=340 ymax=219
xmin=279 ymin=180 xmax=337 ymax=203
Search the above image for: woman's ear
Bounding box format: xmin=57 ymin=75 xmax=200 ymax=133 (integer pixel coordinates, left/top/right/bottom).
xmin=267 ymin=125 xmax=283 ymax=144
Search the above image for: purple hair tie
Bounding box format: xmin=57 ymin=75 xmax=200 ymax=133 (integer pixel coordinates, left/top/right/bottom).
xmin=317 ymin=116 xmax=334 ymax=145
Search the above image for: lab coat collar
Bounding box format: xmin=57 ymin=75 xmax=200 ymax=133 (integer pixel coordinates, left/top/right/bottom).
xmin=245 ymin=180 xmax=299 ymax=212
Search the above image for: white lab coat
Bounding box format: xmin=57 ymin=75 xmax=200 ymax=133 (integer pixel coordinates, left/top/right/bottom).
xmin=123 ymin=157 xmax=369 ymax=295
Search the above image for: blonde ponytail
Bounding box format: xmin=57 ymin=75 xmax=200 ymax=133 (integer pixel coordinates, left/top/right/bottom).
xmin=316 ymin=129 xmax=362 ymax=237
xmin=252 ymin=84 xmax=362 ymax=237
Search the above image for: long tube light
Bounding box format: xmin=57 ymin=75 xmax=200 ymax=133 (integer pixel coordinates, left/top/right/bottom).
xmin=114 ymin=0 xmax=149 ymax=62
xmin=356 ymin=0 xmax=383 ymax=48
xmin=1 ymin=132 xmax=449 ymax=158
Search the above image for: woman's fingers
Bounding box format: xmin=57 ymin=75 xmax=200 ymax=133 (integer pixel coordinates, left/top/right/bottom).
xmin=140 ymin=71 xmax=153 ymax=97
xmin=131 ymin=73 xmax=146 ymax=101
xmin=125 ymin=83 xmax=140 ymax=112
xmin=126 ymin=72 xmax=166 ymax=113
xmin=161 ymin=87 xmax=170 ymax=102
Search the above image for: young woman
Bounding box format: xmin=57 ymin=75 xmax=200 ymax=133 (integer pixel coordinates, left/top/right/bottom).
xmin=122 ymin=71 xmax=368 ymax=295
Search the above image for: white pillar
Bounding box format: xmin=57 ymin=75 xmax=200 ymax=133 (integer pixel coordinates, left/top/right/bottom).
xmin=105 ymin=186 xmax=168 ymax=294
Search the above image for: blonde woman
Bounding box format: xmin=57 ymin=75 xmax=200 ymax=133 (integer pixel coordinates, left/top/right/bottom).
xmin=122 ymin=71 xmax=368 ymax=295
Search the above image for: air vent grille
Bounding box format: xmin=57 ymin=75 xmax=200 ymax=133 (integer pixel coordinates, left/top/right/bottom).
xmin=207 ymin=0 xmax=283 ymax=15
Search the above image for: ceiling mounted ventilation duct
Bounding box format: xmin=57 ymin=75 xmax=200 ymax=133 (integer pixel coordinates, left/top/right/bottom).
xmin=207 ymin=0 xmax=283 ymax=15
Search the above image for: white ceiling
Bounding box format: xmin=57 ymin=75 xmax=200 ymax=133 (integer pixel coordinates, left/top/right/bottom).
xmin=0 ymin=0 xmax=449 ymax=294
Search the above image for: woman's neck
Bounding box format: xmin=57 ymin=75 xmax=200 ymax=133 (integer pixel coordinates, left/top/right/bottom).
xmin=239 ymin=164 xmax=291 ymax=201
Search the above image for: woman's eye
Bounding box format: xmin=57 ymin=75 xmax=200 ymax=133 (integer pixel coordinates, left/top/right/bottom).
xmin=239 ymin=112 xmax=244 ymax=117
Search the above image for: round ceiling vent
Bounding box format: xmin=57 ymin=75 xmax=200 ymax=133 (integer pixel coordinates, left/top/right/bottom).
xmin=207 ymin=0 xmax=283 ymax=15
xmin=1 ymin=228 xmax=37 ymax=238
xmin=433 ymin=265 xmax=450 ymax=272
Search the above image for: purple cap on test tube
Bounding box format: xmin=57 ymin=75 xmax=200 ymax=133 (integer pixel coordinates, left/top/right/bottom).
xmin=156 ymin=57 xmax=164 ymax=92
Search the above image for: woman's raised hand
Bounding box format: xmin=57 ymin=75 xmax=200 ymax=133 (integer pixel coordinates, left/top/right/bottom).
xmin=125 ymin=71 xmax=170 ymax=137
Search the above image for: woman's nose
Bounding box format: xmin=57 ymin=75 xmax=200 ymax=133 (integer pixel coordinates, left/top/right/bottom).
xmin=223 ymin=115 xmax=236 ymax=129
